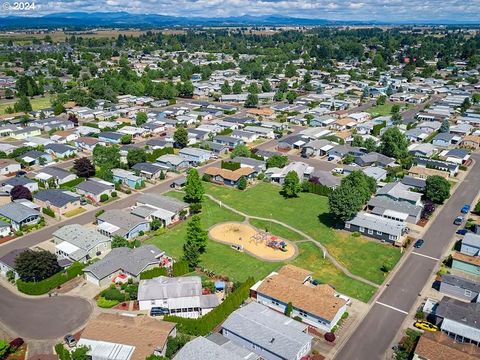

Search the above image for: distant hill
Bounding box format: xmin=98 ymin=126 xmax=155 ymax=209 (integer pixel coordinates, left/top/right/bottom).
xmin=0 ymin=12 xmax=478 ymax=29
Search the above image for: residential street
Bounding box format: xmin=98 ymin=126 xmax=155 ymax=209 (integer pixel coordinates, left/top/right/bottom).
xmin=334 ymin=153 xmax=480 ymax=360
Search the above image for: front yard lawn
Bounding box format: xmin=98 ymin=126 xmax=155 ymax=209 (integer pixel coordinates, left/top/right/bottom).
xmin=204 ymin=182 xmax=402 ymax=285
xmin=64 ymin=207 xmax=86 ymax=218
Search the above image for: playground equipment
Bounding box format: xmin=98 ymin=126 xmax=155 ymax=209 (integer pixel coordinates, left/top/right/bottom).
xmin=266 ymin=237 xmax=288 ymax=252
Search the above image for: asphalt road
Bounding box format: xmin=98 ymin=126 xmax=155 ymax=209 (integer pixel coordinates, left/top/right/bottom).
xmin=335 ymin=153 xmax=480 ymax=360
xmin=402 ymin=94 xmax=444 ymax=124
xmin=0 ymin=285 xmax=92 ymax=339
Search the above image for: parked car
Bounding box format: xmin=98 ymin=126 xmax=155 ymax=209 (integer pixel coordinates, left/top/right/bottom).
xmin=461 ymin=204 xmax=471 ymax=214
xmin=454 ymin=216 xmax=464 ymax=225
xmin=64 ymin=334 xmax=77 ymax=348
xmin=150 ymin=307 xmax=169 ymax=317
xmin=327 ymin=156 xmax=335 ymax=161
xmin=413 ymin=239 xmax=424 ymax=248
xmin=414 ymin=320 xmax=439 ymax=332
xmin=456 ymin=229 xmax=468 ymax=235
xmin=9 ymin=338 xmax=24 ymax=351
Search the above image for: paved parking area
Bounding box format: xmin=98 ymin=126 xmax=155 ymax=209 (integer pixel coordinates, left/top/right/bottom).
xmin=0 ymin=285 xmax=92 ymax=340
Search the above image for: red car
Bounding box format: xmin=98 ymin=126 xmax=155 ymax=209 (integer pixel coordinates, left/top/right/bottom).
xmin=9 ymin=338 xmax=24 ymax=351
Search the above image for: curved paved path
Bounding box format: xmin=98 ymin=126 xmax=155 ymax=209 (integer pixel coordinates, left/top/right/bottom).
xmin=0 ymin=285 xmax=92 ymax=339
xmin=205 ymin=194 xmax=379 ymax=288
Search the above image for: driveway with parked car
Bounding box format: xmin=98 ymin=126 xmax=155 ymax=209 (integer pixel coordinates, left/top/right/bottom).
xmin=0 ymin=285 xmax=92 ymax=339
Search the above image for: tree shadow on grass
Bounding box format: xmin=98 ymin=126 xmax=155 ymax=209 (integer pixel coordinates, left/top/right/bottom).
xmin=318 ymin=212 xmax=342 ymax=229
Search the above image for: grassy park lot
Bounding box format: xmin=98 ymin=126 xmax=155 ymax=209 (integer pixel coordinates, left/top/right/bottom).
xmin=146 ymin=191 xmax=377 ymax=302
xmin=204 ymin=182 xmax=402 ymax=285
xmin=0 ymin=96 xmax=52 ymax=115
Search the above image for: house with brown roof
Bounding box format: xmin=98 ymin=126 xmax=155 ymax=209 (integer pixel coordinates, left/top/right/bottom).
xmin=78 ymin=313 xmax=176 ymax=360
xmin=408 ymin=165 xmax=450 ymax=179
xmin=461 ymin=135 xmax=480 ymax=149
xmin=204 ymin=166 xmax=257 ymax=187
xmin=0 ymin=159 xmax=21 ymax=176
xmin=250 ymin=265 xmax=350 ymax=332
xmin=413 ymin=331 xmax=480 ymax=360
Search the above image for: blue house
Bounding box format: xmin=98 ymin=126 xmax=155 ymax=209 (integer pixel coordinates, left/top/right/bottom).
xmin=98 ymin=132 xmax=123 ymax=144
xmin=18 ymin=150 xmax=53 ymax=166
xmin=44 ymin=143 xmax=77 ymax=158
xmin=112 ymin=168 xmax=144 ymax=189
xmin=432 ymin=133 xmax=460 ymax=147
xmin=213 ymin=135 xmax=244 ymax=149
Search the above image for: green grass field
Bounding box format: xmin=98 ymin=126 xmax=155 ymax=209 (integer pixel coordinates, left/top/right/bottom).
xmin=204 ymin=182 xmax=402 ymax=285
xmin=146 ymin=191 xmax=376 ymax=302
xmin=366 ymin=101 xmax=412 ymax=118
xmin=0 ymin=96 xmax=52 ymax=115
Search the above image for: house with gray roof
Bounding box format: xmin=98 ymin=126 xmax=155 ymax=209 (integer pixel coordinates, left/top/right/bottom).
xmin=221 ymin=302 xmax=312 ymax=360
xmin=34 ymin=189 xmax=80 ymax=215
xmin=138 ymin=276 xmax=219 ymax=318
xmin=401 ymin=176 xmax=426 ymax=191
xmin=266 ymin=162 xmax=314 ymax=185
xmin=134 ymin=194 xmax=189 ymax=227
xmin=231 ymin=156 xmax=266 ymax=172
xmin=75 ymin=178 xmax=114 ymax=202
xmin=0 ymin=248 xmax=27 ymax=281
xmin=362 ymin=166 xmax=387 ymax=182
xmin=83 ymin=245 xmax=165 ymax=286
xmin=97 ymin=209 xmax=150 ymax=240
xmin=18 ymin=150 xmax=53 ymax=166
xmin=179 ymin=147 xmax=214 ymax=165
xmin=35 ymin=166 xmax=77 ymax=185
xmin=156 ymin=154 xmax=189 ymax=172
xmin=0 ymin=202 xmax=41 ymax=231
xmin=345 ymin=212 xmax=408 ymax=244
xmin=440 ymin=274 xmax=480 ymax=303
xmin=434 ymin=296 xmax=480 ymax=345
xmin=1 ymin=176 xmax=38 ymax=193
xmin=309 ymin=170 xmax=341 ymax=188
xmin=131 ymin=162 xmax=164 ymax=180
xmin=354 ymin=152 xmax=395 ymax=168
xmin=413 ymin=157 xmax=459 ymax=177
xmin=432 ymin=133 xmax=461 ymax=147
xmin=367 ymin=196 xmax=422 ymax=224
xmin=44 ymin=143 xmax=77 ymax=158
xmin=377 ymin=181 xmax=423 ymax=206
xmin=53 ymin=224 xmax=111 ymax=263
xmin=173 ymin=335 xmax=257 ymax=360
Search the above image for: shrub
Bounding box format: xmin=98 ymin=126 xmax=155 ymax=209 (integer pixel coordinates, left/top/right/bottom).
xmin=125 ymin=189 xmax=132 ymax=194
xmin=97 ymin=297 xmax=119 ymax=308
xmin=221 ymin=161 xmax=241 ymax=171
xmin=164 ymin=277 xmax=254 ymax=336
xmin=17 ymin=262 xmax=84 ymax=295
xmin=111 ymin=191 xmax=118 ymax=198
xmin=100 ymin=194 xmax=109 ymax=202
xmin=95 ymin=209 xmax=105 ymax=217
xmin=172 ymin=260 xmax=190 ymax=277
xmin=140 ymin=267 xmax=168 ymax=280
xmin=475 ymin=201 xmax=480 ymax=215
xmin=202 ymin=174 xmax=212 ymax=182
xmin=42 ymin=207 xmax=55 ymax=217
xmin=189 ymin=203 xmax=202 ymax=214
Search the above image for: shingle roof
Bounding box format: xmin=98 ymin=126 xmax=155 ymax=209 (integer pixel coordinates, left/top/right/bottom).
xmin=463 ymin=233 xmax=480 ymax=248
xmin=173 ymin=336 xmax=245 ymax=360
xmin=39 ymin=166 xmax=73 ymax=180
xmin=0 ymin=202 xmax=40 ymax=223
xmin=0 ymin=248 xmax=27 ymax=268
xmin=131 ymin=162 xmax=163 ymax=175
xmin=35 ymin=189 xmax=79 ymax=208
xmin=368 ymin=196 xmax=422 ymax=218
xmin=436 ymin=296 xmax=480 ymax=330
xmin=441 ymin=274 xmax=480 ymax=294
xmin=221 ymin=302 xmax=312 ymax=360
xmin=415 ymin=332 xmax=480 ymax=360
xmin=97 ymin=209 xmax=147 ymax=235
xmin=83 ymin=245 xmax=163 ymax=279
xmin=137 ymin=194 xmax=188 ymax=213
xmin=346 ymin=212 xmax=406 ymax=237
xmin=76 ymin=179 xmax=112 ymax=195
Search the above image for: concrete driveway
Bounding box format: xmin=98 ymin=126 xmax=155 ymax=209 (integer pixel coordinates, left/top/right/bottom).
xmin=0 ymin=285 xmax=92 ymax=340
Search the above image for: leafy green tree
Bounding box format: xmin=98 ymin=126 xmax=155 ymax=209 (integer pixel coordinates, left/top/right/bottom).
xmin=237 ymin=176 xmax=247 ymax=190
xmin=391 ymin=112 xmax=403 ymax=125
xmin=183 ymin=215 xmax=208 ymax=268
xmin=274 ymin=91 xmax=284 ymax=101
xmin=286 ymin=91 xmax=297 ymax=104
xmin=245 ymin=93 xmax=258 ymax=108
xmin=173 ymin=127 xmax=188 ymax=148
xmin=4 ymin=88 xmax=14 ymax=99
xmin=136 ymin=112 xmax=148 ymax=126
xmin=120 ymin=134 xmax=132 ymax=144
xmin=13 ymin=95 xmax=32 ymax=112
xmin=232 ymin=81 xmax=243 ymax=94
xmin=351 ymin=135 xmax=364 ymax=148
xmin=379 ymin=127 xmax=408 ymax=159
xmin=266 ymin=154 xmax=288 ymax=168
xmin=439 ymin=119 xmax=450 ymax=133
xmin=425 ymin=176 xmax=451 ymax=204
xmin=127 ymin=148 xmax=147 ymax=167
xmin=262 ymin=79 xmax=272 ymax=92
xmin=150 ymin=219 xmax=162 ymax=231
xmin=285 ymin=63 xmax=298 ymax=78
xmin=278 ymin=80 xmax=288 ymax=92
xmin=285 ymin=302 xmax=293 ymax=316
xmin=53 ymin=102 xmax=65 ymax=115
xmin=282 ymin=171 xmax=301 ymax=198
xmin=184 ymin=169 xmax=204 ymax=205
xmin=230 ymin=144 xmax=251 ymax=158
xmin=14 ymin=250 xmax=61 ymax=282
xmin=391 ymin=104 xmax=400 ymax=113
xmin=0 ymin=339 xmax=10 ymax=358
xmin=363 ymin=138 xmax=378 ymax=153
xmin=73 ymin=157 xmax=95 ymax=178
xmin=111 ymin=236 xmax=130 ymax=248
xmin=247 ymin=83 xmax=259 ymax=94
xmin=221 ymin=80 xmax=232 ymax=95
xmin=328 ymin=184 xmax=365 ymax=222
xmin=376 ymin=95 xmax=387 ymax=105
xmin=92 ymin=145 xmax=120 ymax=169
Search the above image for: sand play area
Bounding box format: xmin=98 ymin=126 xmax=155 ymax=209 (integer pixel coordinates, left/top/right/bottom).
xmin=209 ymin=222 xmax=296 ymax=261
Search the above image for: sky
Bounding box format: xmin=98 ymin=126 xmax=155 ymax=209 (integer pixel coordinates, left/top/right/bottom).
xmin=2 ymin=0 xmax=480 ymax=21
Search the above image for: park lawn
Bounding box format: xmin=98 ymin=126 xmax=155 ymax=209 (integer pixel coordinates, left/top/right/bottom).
xmin=0 ymin=96 xmax=52 ymax=115
xmin=292 ymin=242 xmax=376 ymax=302
xmin=146 ymin=192 xmax=279 ymax=282
xmin=249 ymin=219 xmax=306 ymax=241
xmin=204 ymin=182 xmax=402 ymax=285
xmin=366 ymin=102 xmax=395 ymax=117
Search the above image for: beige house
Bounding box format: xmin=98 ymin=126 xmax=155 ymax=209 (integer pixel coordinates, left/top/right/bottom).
xmin=408 ymin=165 xmax=450 ymax=179
xmin=461 ymin=135 xmax=480 ymax=149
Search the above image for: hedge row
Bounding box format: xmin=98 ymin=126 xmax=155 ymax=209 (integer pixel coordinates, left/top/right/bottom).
xmin=42 ymin=207 xmax=55 ymax=217
xmin=164 ymin=277 xmax=255 ymax=336
xmin=221 ymin=161 xmax=241 ymax=171
xmin=304 ymin=181 xmax=332 ymax=196
xmin=17 ymin=262 xmax=85 ymax=295
xmin=172 ymin=261 xmax=190 ymax=277
xmin=140 ymin=267 xmax=168 ymax=280
xmin=147 ymin=147 xmax=174 ymax=162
